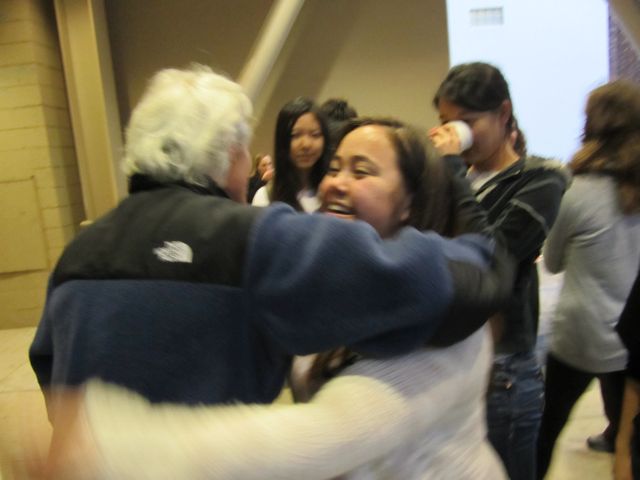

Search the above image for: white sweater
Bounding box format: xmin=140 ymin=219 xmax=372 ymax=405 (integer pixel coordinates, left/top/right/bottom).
xmin=57 ymin=328 xmax=504 ymax=479
xmin=337 ymin=326 xmax=504 ymax=479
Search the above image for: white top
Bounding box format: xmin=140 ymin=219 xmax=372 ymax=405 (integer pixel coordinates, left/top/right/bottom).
xmin=59 ymin=327 xmax=505 ymax=479
xmin=544 ymin=174 xmax=640 ymax=372
xmin=251 ymin=185 xmax=320 ymax=213
xmin=298 ymin=188 xmax=321 ymax=213
xmin=335 ymin=326 xmax=505 ymax=480
xmin=466 ymin=168 xmax=501 ymax=194
xmin=251 ymin=185 xmax=270 ymax=206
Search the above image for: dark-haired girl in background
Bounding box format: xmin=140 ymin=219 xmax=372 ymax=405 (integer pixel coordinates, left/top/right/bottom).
xmin=431 ymin=62 xmax=570 ymax=480
xmin=252 ymin=97 xmax=330 ymax=212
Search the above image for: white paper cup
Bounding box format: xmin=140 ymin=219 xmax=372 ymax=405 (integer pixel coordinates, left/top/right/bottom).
xmin=446 ymin=120 xmax=473 ymax=152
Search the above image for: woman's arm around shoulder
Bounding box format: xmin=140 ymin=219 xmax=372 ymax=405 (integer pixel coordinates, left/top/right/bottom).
xmin=41 ymin=376 xmax=413 ymax=479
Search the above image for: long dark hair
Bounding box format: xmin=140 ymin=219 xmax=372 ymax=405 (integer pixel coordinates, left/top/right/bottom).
xmin=433 ymin=62 xmax=515 ymax=137
xmin=271 ymin=97 xmax=331 ymax=211
xmin=570 ymin=80 xmax=640 ymax=214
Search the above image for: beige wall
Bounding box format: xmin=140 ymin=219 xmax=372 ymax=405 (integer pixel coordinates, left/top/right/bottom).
xmin=317 ymin=1 xmax=449 ymax=124
xmin=256 ymin=0 xmax=449 ymax=154
xmin=0 ymin=0 xmax=84 ymax=328
xmin=54 ymin=0 xmax=126 ymax=219
xmin=104 ymin=0 xmax=275 ymax=129
xmin=104 ymin=0 xmax=449 ymax=158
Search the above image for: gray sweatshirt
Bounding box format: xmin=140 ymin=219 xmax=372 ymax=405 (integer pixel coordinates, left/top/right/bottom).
xmin=544 ymin=174 xmax=640 ymax=373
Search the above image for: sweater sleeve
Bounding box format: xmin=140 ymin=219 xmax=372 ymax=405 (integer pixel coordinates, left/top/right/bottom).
xmin=67 ymin=377 xmax=412 ymax=480
xmin=245 ymin=204 xmax=514 ymax=355
xmin=543 ymin=177 xmax=580 ymax=273
xmin=543 ymin=181 xmax=575 ymax=273
xmin=493 ymin=164 xmax=568 ymax=263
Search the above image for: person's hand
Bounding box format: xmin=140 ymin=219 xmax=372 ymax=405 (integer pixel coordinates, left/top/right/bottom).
xmin=613 ymin=447 xmax=633 ymax=480
xmin=23 ymin=388 xmax=100 ymax=479
xmin=428 ymin=124 xmax=463 ymax=156
xmin=261 ymin=168 xmax=274 ymax=182
xmin=8 ymin=412 xmax=51 ymax=479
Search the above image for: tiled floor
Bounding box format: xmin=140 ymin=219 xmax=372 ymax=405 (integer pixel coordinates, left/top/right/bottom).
xmin=0 ymin=325 xmax=615 ymax=479
xmin=0 ymin=327 xmax=51 ymax=480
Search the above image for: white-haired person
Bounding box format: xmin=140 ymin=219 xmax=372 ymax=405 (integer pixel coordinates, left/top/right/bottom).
xmin=30 ymin=65 xmax=513 ymax=429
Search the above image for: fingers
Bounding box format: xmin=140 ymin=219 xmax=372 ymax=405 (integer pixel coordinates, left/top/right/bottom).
xmin=428 ymin=125 xmax=462 ymax=156
xmin=261 ymin=169 xmax=274 ymax=182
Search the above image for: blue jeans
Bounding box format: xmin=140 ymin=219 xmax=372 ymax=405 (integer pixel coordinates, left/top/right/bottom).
xmin=487 ymin=351 xmax=545 ymax=480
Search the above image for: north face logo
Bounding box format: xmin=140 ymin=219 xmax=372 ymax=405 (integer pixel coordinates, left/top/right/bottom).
xmin=153 ymin=241 xmax=193 ymax=263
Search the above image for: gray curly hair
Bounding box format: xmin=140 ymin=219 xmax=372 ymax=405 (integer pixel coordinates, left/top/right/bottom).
xmin=123 ymin=65 xmax=253 ymax=188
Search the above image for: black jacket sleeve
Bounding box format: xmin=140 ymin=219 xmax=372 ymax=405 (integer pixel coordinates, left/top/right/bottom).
xmin=442 ymin=155 xmax=493 ymax=237
xmin=428 ymin=241 xmax=515 ymax=346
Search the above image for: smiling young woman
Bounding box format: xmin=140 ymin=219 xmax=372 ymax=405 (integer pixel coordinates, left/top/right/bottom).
xmin=320 ymin=124 xmax=411 ymax=238
xmin=284 ymin=117 xmax=506 ymax=479
xmin=252 ymin=97 xmax=331 ymax=212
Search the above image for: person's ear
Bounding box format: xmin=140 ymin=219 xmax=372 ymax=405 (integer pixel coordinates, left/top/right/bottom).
xmin=399 ymin=194 xmax=412 ymax=223
xmin=224 ymin=144 xmax=250 ymax=203
xmin=228 ymin=144 xmax=241 ymax=163
xmin=499 ymin=100 xmax=512 ymax=126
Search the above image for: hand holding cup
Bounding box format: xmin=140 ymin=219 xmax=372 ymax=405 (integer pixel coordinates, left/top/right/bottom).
xmin=428 ymin=121 xmax=473 ymax=156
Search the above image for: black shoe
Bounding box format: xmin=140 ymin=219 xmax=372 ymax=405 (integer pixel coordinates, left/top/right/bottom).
xmin=586 ymin=433 xmax=614 ymax=453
